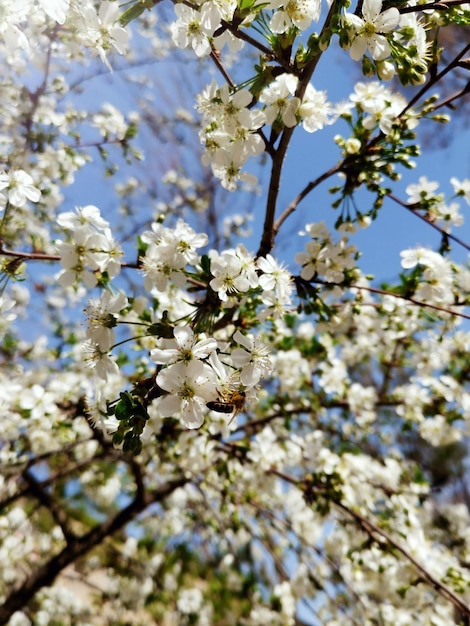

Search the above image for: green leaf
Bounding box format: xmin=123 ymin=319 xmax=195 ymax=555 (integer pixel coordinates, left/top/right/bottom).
xmin=200 ymin=254 xmax=211 ymax=275
xmin=114 ymin=400 xmax=129 ymax=421
xmin=119 ymin=1 xmax=155 ymax=27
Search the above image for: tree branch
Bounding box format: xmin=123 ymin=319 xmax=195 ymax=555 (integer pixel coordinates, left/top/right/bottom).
xmin=399 ymin=0 xmax=470 ymax=12
xmin=0 ymin=239 xmax=140 ymax=268
xmin=218 ymin=18 xmax=276 ymax=59
xmin=23 ymin=468 xmax=77 ymax=545
xmin=272 ymin=163 xmax=343 ymax=237
xmin=269 ymin=468 xmax=470 ymax=619
xmin=256 ymin=0 xmax=339 ymax=257
xmin=0 ymin=475 xmax=189 ymax=624
xmin=312 ymin=278 xmax=470 ymax=321
xmin=335 ymin=500 xmax=470 ymax=618
xmin=210 ymin=49 xmax=236 ymax=88
xmin=433 ymin=80 xmax=470 ymax=111
xmin=387 ymin=192 xmax=470 ymax=252
xmin=399 ymin=42 xmax=470 ymax=117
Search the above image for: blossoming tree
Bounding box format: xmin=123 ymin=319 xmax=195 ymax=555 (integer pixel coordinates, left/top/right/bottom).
xmin=1 ymin=0 xmax=470 ymax=623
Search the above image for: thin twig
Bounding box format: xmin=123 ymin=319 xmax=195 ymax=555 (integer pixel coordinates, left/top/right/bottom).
xmin=268 ymin=468 xmax=470 ymax=619
xmin=399 ymin=0 xmax=470 ymax=12
xmin=387 ymin=192 xmax=470 ymax=252
xmin=399 ymin=42 xmax=470 ymax=117
xmin=433 ymin=81 xmax=470 ymax=111
xmin=218 ymin=18 xmax=276 ymax=59
xmin=312 ymin=278 xmax=470 ymax=321
xmin=335 ymin=500 xmax=470 ymax=618
xmin=209 ymin=49 xmax=236 ymax=88
xmin=273 ymin=163 xmax=343 ymax=237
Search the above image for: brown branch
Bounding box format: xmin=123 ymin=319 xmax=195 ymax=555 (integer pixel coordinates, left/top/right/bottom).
xmin=399 ymin=0 xmax=470 ymax=12
xmin=0 ymin=451 xmax=111 ymax=511
xmin=0 ymin=474 xmax=189 ymax=624
xmin=399 ymin=42 xmax=470 ymax=117
xmin=0 ymin=239 xmax=60 ymax=262
xmin=209 ymin=49 xmax=236 ymax=88
xmin=312 ymin=278 xmax=470 ymax=321
xmin=268 ymin=468 xmax=470 ymax=618
xmin=256 ymin=0 xmax=339 ymax=257
xmin=218 ymin=19 xmax=276 ymax=60
xmin=387 ymin=192 xmax=470 ymax=252
xmin=23 ymin=468 xmax=76 ymax=545
xmin=334 ymin=500 xmax=470 ymax=618
xmin=0 ymin=239 xmax=140 ymax=268
xmin=272 ymin=163 xmax=343 ymax=237
xmin=257 ymin=126 xmax=295 ymax=257
xmin=433 ymin=80 xmax=470 ymax=111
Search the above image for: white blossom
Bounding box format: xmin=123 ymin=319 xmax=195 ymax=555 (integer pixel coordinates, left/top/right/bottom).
xmin=231 ymin=330 xmax=272 ymax=386
xmin=57 ymin=205 xmax=110 ymax=231
xmin=298 ymin=84 xmax=335 ymax=133
xmin=82 ymin=341 xmax=120 ymax=381
xmin=450 ymin=177 xmax=470 ymax=205
xmin=77 ymin=1 xmax=129 ymax=70
xmin=0 ymin=294 xmax=17 ymax=332
xmin=84 ymin=291 xmax=128 ymax=351
xmin=151 ymin=326 xmax=217 ymax=367
xmin=406 ymin=176 xmax=440 ymax=203
xmin=269 ymin=0 xmax=322 ymax=33
xmin=259 ymin=74 xmax=301 ymax=127
xmin=170 ymin=4 xmax=218 ymax=57
xmin=344 ymin=0 xmax=399 ymax=61
xmin=157 ymin=361 xmax=217 ymax=429
xmin=257 ymin=253 xmax=293 ymax=300
xmin=39 ymin=0 xmax=70 ymax=24
xmin=0 ymin=169 xmax=41 ymax=208
xmin=177 ymin=587 xmax=204 ymax=614
xmin=209 ymin=247 xmax=256 ymax=301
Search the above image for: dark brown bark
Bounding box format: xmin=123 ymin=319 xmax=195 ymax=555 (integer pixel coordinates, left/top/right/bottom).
xmin=0 ymin=476 xmax=188 ymax=625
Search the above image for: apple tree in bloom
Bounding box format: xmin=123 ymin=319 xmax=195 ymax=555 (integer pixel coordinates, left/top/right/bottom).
xmin=1 ymin=0 xmax=470 ymax=624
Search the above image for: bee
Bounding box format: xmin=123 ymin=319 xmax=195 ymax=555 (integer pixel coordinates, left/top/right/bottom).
xmin=206 ymin=389 xmax=246 ymax=423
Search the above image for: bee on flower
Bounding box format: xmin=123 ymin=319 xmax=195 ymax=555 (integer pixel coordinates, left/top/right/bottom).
xmin=206 ymin=387 xmax=247 ymax=424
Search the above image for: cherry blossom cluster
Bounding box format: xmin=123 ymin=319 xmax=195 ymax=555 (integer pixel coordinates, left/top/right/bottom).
xmin=342 ymin=0 xmax=430 ymax=82
xmin=2 ymin=0 xmax=470 ymax=622
xmin=80 ymin=220 xmax=292 ymax=428
xmin=171 ymin=0 xmax=241 ymax=58
xmin=406 ymin=175 xmax=466 ymax=231
xmin=260 ymin=73 xmax=335 ymax=133
xmin=197 ymin=76 xmax=335 ymax=189
xmin=55 ymin=205 xmax=123 ymax=288
xmin=196 ymin=81 xmax=266 ymax=190
xmin=141 ymin=218 xmax=209 ymax=291
xmin=0 ymin=169 xmax=41 ymax=210
xmin=400 ymin=245 xmax=468 ymax=307
xmin=267 ymin=0 xmax=322 ymax=33
xmin=150 ymin=326 xmax=272 ymax=429
xmin=295 ymin=221 xmax=359 ymax=283
xmin=207 ymin=244 xmax=294 ymax=320
xmin=1 ymin=0 xmax=129 ymax=70
xmin=347 ymin=80 xmax=415 ymax=135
